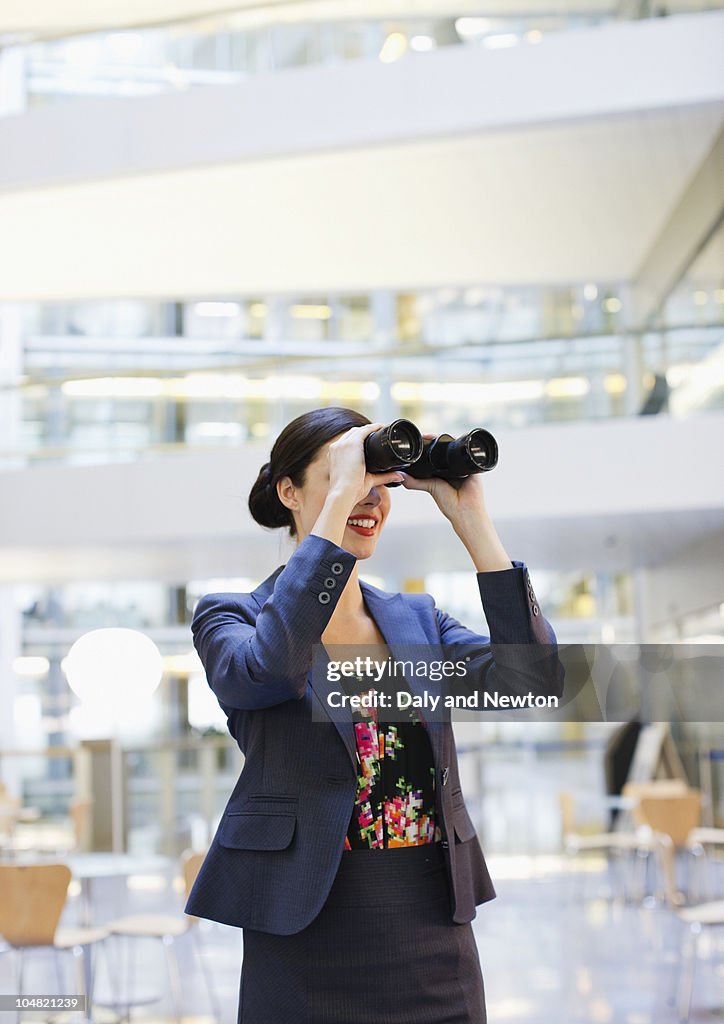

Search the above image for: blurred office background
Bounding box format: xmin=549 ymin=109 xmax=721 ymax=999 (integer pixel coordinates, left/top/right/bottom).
xmin=0 ymin=1 xmax=723 ymax=1022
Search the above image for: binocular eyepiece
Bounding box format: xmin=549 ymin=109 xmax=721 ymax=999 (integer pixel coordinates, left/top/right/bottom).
xmin=363 ymin=419 xmax=498 ymax=485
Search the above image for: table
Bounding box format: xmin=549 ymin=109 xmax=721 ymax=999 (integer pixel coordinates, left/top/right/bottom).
xmin=66 ymin=853 xmax=172 ymax=927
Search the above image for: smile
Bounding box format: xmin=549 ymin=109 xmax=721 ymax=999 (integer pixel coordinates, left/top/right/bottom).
xmin=346 ymin=517 xmax=378 ymax=535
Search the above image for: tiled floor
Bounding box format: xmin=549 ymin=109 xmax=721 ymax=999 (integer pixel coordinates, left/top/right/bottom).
xmin=2 ymin=853 xmax=723 ymax=1024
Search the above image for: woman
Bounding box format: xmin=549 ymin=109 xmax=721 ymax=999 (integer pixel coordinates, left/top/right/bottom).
xmin=186 ymin=406 xmax=562 ymax=1024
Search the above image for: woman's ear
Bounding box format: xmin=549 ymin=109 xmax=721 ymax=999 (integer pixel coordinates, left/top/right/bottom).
xmin=276 ymin=476 xmax=299 ymax=513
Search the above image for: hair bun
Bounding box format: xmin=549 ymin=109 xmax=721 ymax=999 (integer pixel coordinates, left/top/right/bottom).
xmin=247 ymin=407 xmax=371 ymax=537
xmin=248 ymin=460 xmax=290 ymax=530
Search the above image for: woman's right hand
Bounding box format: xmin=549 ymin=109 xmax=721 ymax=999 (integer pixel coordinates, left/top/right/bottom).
xmin=326 ymin=424 xmax=405 ymax=509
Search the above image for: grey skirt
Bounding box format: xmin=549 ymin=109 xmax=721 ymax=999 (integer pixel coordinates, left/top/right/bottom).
xmin=238 ymin=842 xmax=487 ymax=1024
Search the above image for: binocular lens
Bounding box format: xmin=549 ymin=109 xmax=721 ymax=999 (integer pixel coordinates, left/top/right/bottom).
xmin=461 ymin=429 xmax=498 ymax=471
xmin=363 ymin=418 xmax=423 ymax=473
xmin=388 ymin=421 xmax=420 ymax=460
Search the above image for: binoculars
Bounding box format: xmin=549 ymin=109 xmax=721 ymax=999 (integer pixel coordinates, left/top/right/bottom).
xmin=363 ymin=419 xmax=498 ymax=486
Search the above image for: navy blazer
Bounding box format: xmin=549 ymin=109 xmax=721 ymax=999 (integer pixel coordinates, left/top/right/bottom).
xmin=185 ymin=533 xmax=561 ymax=934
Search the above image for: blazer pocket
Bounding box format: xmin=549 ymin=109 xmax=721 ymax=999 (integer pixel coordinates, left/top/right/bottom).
xmin=246 ymin=794 xmax=299 ymax=804
xmin=452 ymin=806 xmax=478 ymax=844
xmin=219 ymin=810 xmax=296 ymax=851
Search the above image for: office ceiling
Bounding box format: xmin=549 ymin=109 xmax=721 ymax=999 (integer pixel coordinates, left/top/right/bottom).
xmin=0 ymin=1 xmax=630 ymax=39
xmin=0 ymin=104 xmax=721 ymax=299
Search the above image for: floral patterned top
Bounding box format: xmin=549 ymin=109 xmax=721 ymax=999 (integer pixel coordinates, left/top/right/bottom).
xmin=343 ymin=677 xmax=441 ymax=850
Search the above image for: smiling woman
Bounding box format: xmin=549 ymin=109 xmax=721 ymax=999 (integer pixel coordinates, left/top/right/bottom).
xmin=247 ymin=406 xmax=400 ymax=551
xmin=186 ymin=406 xmax=562 ymax=1024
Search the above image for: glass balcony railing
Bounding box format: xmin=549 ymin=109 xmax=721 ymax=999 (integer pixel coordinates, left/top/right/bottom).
xmin=1 ymin=283 xmax=722 ymax=468
xmin=3 ymin=2 xmax=720 ymax=112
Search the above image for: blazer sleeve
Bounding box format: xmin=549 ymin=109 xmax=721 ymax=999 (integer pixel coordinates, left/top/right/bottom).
xmin=191 ymin=533 xmax=356 ymax=710
xmin=436 ymin=561 xmax=564 ymax=702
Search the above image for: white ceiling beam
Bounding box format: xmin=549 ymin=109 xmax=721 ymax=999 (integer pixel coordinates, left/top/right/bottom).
xmin=0 ymin=106 xmax=721 ymax=298
xmin=0 ymin=1 xmax=620 ymax=40
xmin=2 ymin=14 xmax=723 ymax=192
xmin=630 ymin=127 xmax=724 ymax=327
xmin=0 ymin=16 xmax=722 ymax=299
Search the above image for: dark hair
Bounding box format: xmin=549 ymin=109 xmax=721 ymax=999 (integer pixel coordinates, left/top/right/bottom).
xmin=248 ymin=407 xmax=371 ymax=536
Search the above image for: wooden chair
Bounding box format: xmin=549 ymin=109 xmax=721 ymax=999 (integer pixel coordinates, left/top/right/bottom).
xmin=623 ymin=779 xmax=689 ymax=805
xmin=636 ymin=791 xmax=702 ymax=904
xmin=105 ymin=849 xmax=219 ymax=1021
xmin=0 ymin=863 xmax=107 ymax=1012
xmin=634 ymin=790 xmax=701 ymax=843
xmin=656 ymin=832 xmax=724 ymax=1023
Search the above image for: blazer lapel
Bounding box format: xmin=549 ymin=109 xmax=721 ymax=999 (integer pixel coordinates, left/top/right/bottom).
xmin=308 ymin=642 xmax=359 ymax=771
xmin=251 ymin=570 xmax=446 ymax=772
xmin=359 ymin=582 xmax=446 ymax=763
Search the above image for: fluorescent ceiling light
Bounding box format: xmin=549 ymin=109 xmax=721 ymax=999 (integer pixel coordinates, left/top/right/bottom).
xmin=379 ymin=32 xmax=407 ymax=64
xmin=62 ymin=373 xmax=325 ymax=401
xmin=604 ymin=374 xmax=627 ymax=395
xmin=320 ymin=381 xmax=380 ymax=402
xmin=483 ymin=34 xmax=519 ymax=50
xmin=175 ymin=374 xmax=323 ymax=400
xmin=463 ymin=287 xmax=486 ymax=306
xmin=13 ymin=656 xmax=50 ymax=676
xmin=62 ymin=377 xmax=163 ymax=398
xmin=410 ymin=35 xmax=435 ymax=53
xmin=194 ymin=302 xmax=242 ymax=317
xmin=193 ymin=421 xmax=242 ymax=437
xmin=545 ymin=377 xmax=590 ymax=399
xmin=391 ymin=380 xmax=545 ymax=404
xmin=162 ymin=652 xmax=202 ymax=675
xmin=455 ymin=18 xmax=491 ymax=40
xmin=290 ymin=304 xmax=332 ymax=319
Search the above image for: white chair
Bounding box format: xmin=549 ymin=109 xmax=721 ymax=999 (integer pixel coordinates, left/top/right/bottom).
xmin=685 ymin=827 xmax=724 ymax=902
xmin=656 ymin=833 xmax=724 ymax=1023
xmin=104 ymin=849 xmax=219 ymax=1022
xmin=559 ymin=790 xmax=657 ymax=902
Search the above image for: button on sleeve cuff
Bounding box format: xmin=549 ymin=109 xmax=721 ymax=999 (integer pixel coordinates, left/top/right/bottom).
xmin=476 ymin=560 xmax=546 ymax=645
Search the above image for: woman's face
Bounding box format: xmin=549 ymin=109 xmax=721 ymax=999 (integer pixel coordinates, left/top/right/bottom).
xmin=281 ymin=438 xmax=392 ymax=558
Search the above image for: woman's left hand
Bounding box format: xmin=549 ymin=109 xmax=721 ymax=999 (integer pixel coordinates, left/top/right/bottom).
xmin=399 ymin=471 xmax=487 ymax=531
xmin=400 ymin=469 xmax=513 ymax=572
